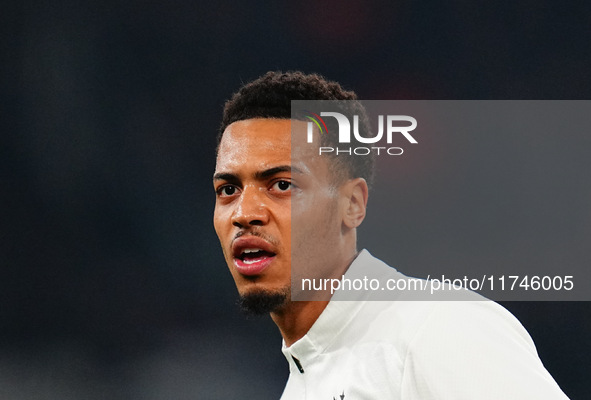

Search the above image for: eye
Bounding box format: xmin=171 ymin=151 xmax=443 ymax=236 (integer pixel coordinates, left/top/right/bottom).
xmin=217 ymin=185 xmax=239 ymax=197
xmin=271 ymin=180 xmax=292 ymax=192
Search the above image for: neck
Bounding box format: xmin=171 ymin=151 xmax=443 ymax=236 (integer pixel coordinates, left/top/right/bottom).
xmin=270 ymin=300 xmax=330 ymax=347
xmin=271 ymin=248 xmax=360 ymax=347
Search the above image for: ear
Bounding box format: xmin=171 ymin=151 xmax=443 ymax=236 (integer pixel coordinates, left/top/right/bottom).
xmin=341 ymin=178 xmax=369 ymax=229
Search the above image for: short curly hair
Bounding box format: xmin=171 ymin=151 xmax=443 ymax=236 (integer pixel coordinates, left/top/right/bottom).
xmin=219 ymin=71 xmax=376 ymax=187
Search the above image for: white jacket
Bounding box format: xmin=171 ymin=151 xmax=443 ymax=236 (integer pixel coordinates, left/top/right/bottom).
xmin=280 ymin=250 xmax=569 ymax=399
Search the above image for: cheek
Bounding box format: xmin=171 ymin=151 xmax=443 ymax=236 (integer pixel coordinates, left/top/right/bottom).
xmin=213 ymin=206 xmax=232 ymax=241
xmin=290 ymin=203 xmax=341 ymax=284
xmin=213 ymin=212 xmax=222 ymax=237
xmin=292 ymin=198 xmax=339 ymax=248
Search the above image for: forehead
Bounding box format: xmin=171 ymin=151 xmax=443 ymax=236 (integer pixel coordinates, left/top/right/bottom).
xmin=217 ymin=119 xmax=290 ymax=168
xmin=215 ymin=119 xmax=321 ymax=174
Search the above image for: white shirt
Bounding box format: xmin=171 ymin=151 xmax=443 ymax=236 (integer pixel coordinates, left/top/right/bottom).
xmin=280 ymin=250 xmax=569 ymax=399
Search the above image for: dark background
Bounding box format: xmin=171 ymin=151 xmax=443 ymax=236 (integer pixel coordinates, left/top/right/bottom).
xmin=2 ymin=1 xmax=590 ymax=399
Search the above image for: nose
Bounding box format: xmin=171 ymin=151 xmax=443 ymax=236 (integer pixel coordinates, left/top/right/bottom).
xmin=231 ymin=186 xmax=269 ymax=228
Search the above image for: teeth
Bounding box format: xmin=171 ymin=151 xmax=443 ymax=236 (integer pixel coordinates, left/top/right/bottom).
xmin=242 ymin=248 xmax=262 ymax=254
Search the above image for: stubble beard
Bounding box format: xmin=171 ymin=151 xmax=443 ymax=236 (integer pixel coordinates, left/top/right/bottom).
xmin=238 ymin=286 xmax=291 ymax=316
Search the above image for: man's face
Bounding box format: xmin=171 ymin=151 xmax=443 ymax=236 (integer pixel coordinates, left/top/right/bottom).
xmin=213 ymin=119 xmax=344 ymax=309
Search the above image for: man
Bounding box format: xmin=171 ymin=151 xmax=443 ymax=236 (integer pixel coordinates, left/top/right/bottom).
xmin=213 ymin=71 xmax=569 ymax=399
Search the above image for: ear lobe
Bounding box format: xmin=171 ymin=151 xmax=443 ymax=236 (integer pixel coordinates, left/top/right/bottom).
xmin=342 ymin=178 xmax=369 ymax=229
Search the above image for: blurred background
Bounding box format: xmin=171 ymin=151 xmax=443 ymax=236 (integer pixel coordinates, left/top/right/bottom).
xmin=1 ymin=1 xmax=590 ymax=398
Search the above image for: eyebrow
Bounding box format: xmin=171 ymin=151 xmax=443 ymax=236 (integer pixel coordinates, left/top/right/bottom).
xmin=213 ymin=165 xmax=301 ymax=182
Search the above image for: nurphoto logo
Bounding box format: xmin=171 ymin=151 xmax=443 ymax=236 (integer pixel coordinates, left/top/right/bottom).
xmin=305 ymin=111 xmax=418 ymax=156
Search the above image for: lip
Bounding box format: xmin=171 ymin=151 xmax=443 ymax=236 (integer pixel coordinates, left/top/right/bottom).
xmin=231 ymin=236 xmax=277 ymax=276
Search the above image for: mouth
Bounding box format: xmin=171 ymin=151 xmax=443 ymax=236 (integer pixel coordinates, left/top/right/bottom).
xmin=232 ymin=238 xmax=277 ymax=276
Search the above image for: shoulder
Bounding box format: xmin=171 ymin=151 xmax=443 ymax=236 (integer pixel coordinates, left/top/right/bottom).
xmin=330 ymin=252 xmax=569 ymax=398
xmin=354 ymin=297 xmax=532 ymax=352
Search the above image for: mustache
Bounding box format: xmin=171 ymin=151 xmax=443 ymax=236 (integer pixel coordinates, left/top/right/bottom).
xmin=234 ymin=229 xmax=279 ymax=247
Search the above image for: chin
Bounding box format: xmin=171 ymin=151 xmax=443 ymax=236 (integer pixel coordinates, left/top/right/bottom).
xmin=237 ymin=285 xmax=290 ymax=316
